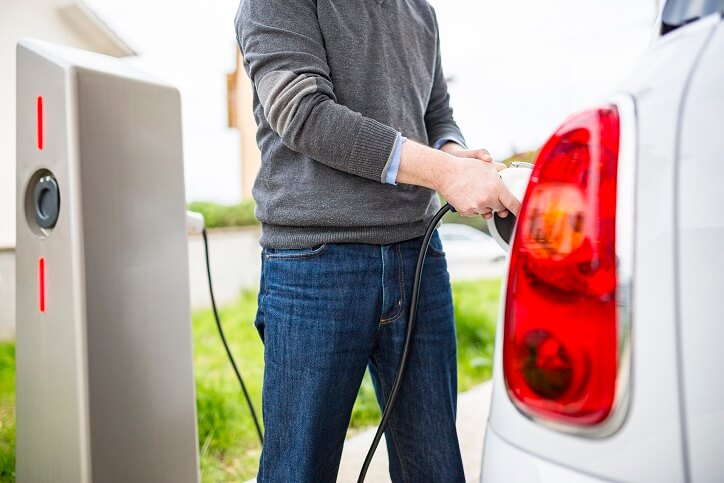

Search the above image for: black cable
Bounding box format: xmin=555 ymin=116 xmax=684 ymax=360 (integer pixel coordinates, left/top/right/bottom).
xmin=358 ymin=203 xmax=454 ymax=482
xmin=201 ymin=228 xmax=264 ymax=446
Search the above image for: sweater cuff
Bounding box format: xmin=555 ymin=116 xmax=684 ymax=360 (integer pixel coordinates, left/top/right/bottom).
xmin=347 ymin=118 xmax=400 ymax=181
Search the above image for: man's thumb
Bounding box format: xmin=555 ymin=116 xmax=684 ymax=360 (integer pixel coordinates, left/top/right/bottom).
xmin=499 ymin=187 xmax=522 ymax=217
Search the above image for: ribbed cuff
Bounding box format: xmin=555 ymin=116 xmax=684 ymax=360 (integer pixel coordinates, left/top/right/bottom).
xmin=347 ymin=117 xmax=400 ymax=181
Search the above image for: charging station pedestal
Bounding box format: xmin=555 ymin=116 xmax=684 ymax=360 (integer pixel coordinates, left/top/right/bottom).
xmin=15 ymin=39 xmax=200 ymax=482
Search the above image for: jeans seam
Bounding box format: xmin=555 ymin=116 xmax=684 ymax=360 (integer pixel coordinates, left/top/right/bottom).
xmin=260 ymin=255 xmax=270 ymax=316
xmin=372 ymin=352 xmax=410 ymax=483
xmin=256 ymin=253 xmax=271 ymax=342
xmin=379 ymin=243 xmax=405 ymax=325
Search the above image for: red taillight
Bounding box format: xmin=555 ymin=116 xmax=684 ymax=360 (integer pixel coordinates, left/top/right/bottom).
xmin=504 ymin=106 xmax=620 ymax=427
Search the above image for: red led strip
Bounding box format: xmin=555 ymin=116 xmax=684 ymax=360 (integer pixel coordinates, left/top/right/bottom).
xmin=37 ymin=96 xmax=44 ymax=150
xmin=39 ymin=257 xmax=46 ymax=313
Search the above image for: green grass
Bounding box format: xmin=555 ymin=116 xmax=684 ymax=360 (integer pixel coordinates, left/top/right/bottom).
xmin=0 ymin=344 xmax=15 ymax=482
xmin=453 ymin=279 xmax=501 ymax=390
xmin=0 ymin=278 xmax=501 ymax=482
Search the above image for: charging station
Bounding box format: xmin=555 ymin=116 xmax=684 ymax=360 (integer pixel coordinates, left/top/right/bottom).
xmin=15 ymin=39 xmax=200 ymax=482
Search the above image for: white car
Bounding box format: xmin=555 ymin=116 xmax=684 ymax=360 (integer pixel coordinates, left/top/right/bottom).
xmin=481 ymin=1 xmax=724 ymax=482
xmin=438 ymin=223 xmax=506 ymax=264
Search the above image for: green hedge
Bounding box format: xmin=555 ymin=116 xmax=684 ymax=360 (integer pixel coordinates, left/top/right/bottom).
xmin=187 ymin=200 xmax=259 ymax=229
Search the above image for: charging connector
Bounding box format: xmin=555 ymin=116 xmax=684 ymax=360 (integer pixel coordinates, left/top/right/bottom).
xmin=185 ymin=210 xmax=205 ymax=236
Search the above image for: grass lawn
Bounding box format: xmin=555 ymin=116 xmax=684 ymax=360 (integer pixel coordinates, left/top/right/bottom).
xmin=0 ymin=344 xmax=14 ymax=482
xmin=0 ymin=278 xmax=501 ymax=482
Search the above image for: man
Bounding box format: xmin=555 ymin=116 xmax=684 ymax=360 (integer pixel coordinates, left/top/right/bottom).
xmin=235 ymin=1 xmax=519 ymax=481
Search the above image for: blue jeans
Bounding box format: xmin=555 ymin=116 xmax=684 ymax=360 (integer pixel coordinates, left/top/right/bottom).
xmin=254 ymin=231 xmax=464 ymax=482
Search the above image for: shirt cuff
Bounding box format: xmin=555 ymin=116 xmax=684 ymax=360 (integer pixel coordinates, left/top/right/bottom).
xmin=433 ymin=136 xmax=466 ymax=151
xmin=381 ymin=134 xmax=406 ymax=185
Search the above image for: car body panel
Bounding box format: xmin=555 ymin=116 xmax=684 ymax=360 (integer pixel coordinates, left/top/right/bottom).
xmin=482 ymin=14 xmax=721 ymax=482
xmin=482 ymin=428 xmax=606 ymax=483
xmin=676 ymin=19 xmax=724 ymax=482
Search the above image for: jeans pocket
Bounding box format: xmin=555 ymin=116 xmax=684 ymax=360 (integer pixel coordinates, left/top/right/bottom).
xmin=264 ymin=244 xmax=330 ymax=260
xmin=427 ymin=231 xmax=446 ymax=258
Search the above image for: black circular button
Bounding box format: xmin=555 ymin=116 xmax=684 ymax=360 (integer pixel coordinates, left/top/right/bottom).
xmin=33 ymin=175 xmax=60 ymax=229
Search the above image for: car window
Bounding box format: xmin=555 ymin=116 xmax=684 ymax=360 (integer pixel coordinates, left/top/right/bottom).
xmin=662 ymin=0 xmax=724 ymax=34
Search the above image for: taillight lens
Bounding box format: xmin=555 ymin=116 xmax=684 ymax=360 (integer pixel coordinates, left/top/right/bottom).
xmin=504 ymin=106 xmax=620 ymax=427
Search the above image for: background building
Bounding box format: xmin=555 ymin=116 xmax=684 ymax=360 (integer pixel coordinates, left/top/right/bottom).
xmin=227 ymin=49 xmax=261 ymax=201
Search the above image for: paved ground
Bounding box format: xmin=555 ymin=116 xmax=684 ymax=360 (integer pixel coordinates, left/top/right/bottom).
xmin=336 ymin=381 xmax=493 ymax=483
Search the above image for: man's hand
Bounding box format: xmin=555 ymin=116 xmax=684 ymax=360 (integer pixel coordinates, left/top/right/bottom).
xmin=396 ymin=140 xmax=521 ymax=219
xmin=439 ymin=142 xmax=512 ymax=218
xmin=435 ymin=156 xmax=521 ymax=219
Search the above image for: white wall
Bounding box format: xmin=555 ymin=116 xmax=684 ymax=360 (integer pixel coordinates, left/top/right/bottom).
xmin=187 ymin=228 xmax=262 ymax=310
xmin=0 ymin=250 xmax=16 ymax=339
xmin=0 ymin=0 xmax=128 ymax=249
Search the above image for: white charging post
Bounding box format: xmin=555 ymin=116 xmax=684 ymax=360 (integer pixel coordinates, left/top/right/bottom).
xmin=15 ymin=39 xmax=200 ymax=482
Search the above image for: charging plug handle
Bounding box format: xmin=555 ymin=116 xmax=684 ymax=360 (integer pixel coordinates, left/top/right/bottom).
xmin=186 ymin=211 xmax=205 ymax=236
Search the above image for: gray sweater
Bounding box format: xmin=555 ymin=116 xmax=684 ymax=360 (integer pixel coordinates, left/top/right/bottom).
xmin=235 ymin=0 xmax=465 ymax=248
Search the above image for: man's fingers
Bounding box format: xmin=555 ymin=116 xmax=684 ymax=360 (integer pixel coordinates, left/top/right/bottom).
xmin=499 ymin=186 xmax=522 ymax=216
xmin=482 ymin=212 xmax=493 ymax=220
xmin=454 ymin=147 xmax=494 ymax=163
xmin=468 ymin=148 xmax=492 ymax=162
xmin=479 ymin=149 xmax=493 ymax=162
xmin=494 ymin=162 xmax=507 ymax=172
xmin=497 ymin=209 xmax=510 ymax=218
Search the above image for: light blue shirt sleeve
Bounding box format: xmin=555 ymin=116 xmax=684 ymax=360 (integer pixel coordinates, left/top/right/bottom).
xmin=432 ymin=136 xmax=465 ymax=151
xmin=383 ymin=135 xmax=406 ymax=185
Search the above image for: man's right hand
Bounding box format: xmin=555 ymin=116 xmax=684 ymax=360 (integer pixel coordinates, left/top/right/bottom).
xmin=396 ymin=140 xmax=521 ymax=218
xmin=435 ymin=156 xmax=521 ymax=219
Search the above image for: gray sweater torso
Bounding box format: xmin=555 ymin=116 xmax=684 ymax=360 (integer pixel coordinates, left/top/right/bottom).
xmin=235 ymin=0 xmax=465 ymax=248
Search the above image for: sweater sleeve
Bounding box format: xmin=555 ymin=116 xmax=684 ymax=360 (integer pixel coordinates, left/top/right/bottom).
xmin=424 ymin=9 xmax=466 ymax=149
xmin=235 ymin=0 xmax=399 ymax=182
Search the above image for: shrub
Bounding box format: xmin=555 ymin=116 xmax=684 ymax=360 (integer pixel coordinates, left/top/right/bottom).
xmin=187 ymin=200 xmax=259 ymax=229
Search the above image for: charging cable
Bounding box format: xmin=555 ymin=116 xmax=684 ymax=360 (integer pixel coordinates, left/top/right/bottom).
xmin=357 ymin=203 xmax=453 ymax=482
xmin=193 ymin=201 xmax=454 ymax=464
xmin=196 ymin=222 xmax=264 ymax=446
